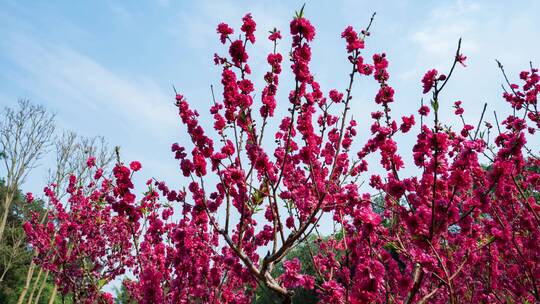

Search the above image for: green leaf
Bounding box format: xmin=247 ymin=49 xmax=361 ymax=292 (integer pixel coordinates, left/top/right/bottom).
xmin=383 ymin=241 xmax=399 ymax=251
xmin=295 ymin=3 xmax=306 ymax=19
xmin=239 ymin=110 xmax=247 ymax=123
xmin=252 ymin=192 xmax=263 ymax=205
xmin=98 ymin=278 xmax=107 ymax=289
xmin=431 ymin=98 xmax=439 ymax=112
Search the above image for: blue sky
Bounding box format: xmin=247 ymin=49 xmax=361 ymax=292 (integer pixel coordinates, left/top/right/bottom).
xmin=1 ymin=0 xmax=539 ymax=197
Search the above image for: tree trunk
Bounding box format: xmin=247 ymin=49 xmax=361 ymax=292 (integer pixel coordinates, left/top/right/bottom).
xmin=33 ymin=270 xmax=49 ymax=304
xmin=0 ymin=192 xmax=14 ymax=242
xmin=47 ymin=284 xmax=58 ymax=304
xmin=26 ymin=266 xmax=43 ymax=304
xmin=16 ymin=261 xmax=36 ymax=304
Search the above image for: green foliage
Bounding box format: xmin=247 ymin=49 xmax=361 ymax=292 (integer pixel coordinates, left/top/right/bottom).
xmin=0 ymin=180 xmax=59 ymax=303
xmin=114 ymin=283 xmax=136 ymax=304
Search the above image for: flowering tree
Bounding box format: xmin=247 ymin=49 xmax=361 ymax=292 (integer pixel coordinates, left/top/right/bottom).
xmin=25 ymin=7 xmax=539 ymax=304
xmin=24 ymin=159 xmax=140 ymax=303
xmin=18 ymin=132 xmax=115 ymax=304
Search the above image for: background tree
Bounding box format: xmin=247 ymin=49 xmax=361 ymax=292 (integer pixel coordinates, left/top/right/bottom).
xmin=0 ymin=181 xmax=28 ymax=284
xmin=113 ymin=284 xmax=135 ymax=304
xmin=0 ymin=99 xmax=55 ymax=243
xmin=0 ymin=180 xmax=58 ymax=304
xmin=47 ymin=131 xmax=115 ymax=198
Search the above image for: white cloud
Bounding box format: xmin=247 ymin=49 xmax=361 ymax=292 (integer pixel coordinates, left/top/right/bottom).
xmin=107 ymin=3 xmax=134 ymax=25
xmin=405 ymin=0 xmax=540 ymax=149
xmin=411 ymin=1 xmax=479 ymax=65
xmin=1 ymin=33 xmax=177 ymax=137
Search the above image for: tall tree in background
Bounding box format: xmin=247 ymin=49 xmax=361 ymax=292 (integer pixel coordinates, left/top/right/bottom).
xmin=45 ymin=131 xmax=115 ymax=200
xmin=0 ymin=184 xmax=27 ymax=284
xmin=0 ymin=100 xmax=55 ymax=243
xmin=0 ymin=180 xmax=56 ymax=304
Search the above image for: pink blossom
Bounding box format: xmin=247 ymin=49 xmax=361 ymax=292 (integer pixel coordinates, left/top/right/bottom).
xmin=217 ymin=23 xmax=234 ymax=44
xmin=241 ymin=13 xmax=257 ymax=44
xmin=130 ymin=161 xmax=142 ymax=171
xmin=422 ymin=69 xmax=438 ymax=94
